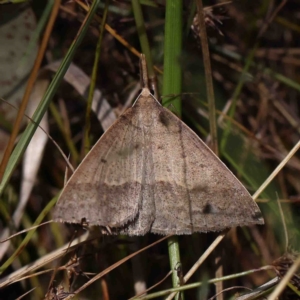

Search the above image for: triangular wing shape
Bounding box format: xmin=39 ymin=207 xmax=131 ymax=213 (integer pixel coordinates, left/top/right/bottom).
xmin=111 ymin=95 xmax=263 ymax=235
xmin=54 ymin=90 xmax=263 ymax=235
xmin=148 ymin=105 xmax=264 ymax=234
xmin=53 ymin=108 xmax=145 ymax=227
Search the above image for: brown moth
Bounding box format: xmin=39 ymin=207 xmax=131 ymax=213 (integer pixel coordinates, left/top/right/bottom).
xmin=53 ymin=55 xmax=264 ymax=235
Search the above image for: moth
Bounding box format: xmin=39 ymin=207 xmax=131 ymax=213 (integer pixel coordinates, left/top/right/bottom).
xmin=53 ymin=55 xmax=264 ymax=235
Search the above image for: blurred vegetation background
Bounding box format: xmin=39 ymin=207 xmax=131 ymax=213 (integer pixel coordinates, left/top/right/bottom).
xmin=0 ymin=0 xmax=300 ymax=299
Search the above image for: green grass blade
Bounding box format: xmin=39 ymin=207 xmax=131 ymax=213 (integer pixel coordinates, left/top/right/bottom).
xmin=162 ymin=0 xmax=182 ymax=115
xmin=0 ymin=0 xmax=101 ymax=196
xmin=162 ymin=1 xmax=183 ymax=299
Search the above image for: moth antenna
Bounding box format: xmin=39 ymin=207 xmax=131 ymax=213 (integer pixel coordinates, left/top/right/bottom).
xmin=140 ymin=54 xmax=149 ymax=89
